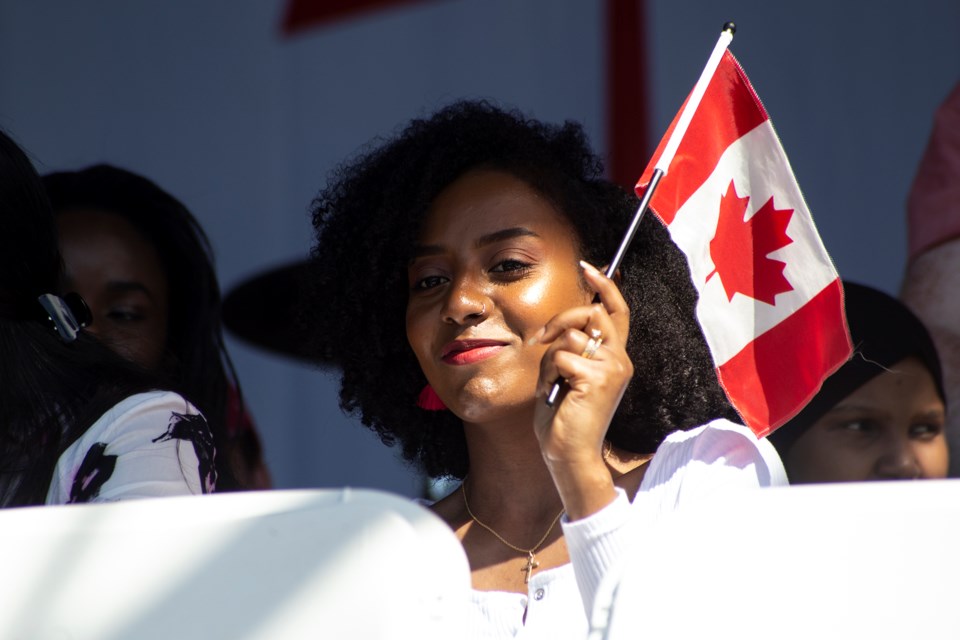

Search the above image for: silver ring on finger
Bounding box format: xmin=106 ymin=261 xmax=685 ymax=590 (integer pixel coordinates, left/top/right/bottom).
xmin=580 ymin=328 xmax=603 ymax=360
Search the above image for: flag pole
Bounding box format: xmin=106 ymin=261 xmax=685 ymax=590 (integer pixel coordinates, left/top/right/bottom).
xmin=655 ymin=22 xmax=736 ymax=174
xmin=546 ymin=21 xmax=738 ymax=408
xmin=606 ymin=21 xmax=736 ymax=277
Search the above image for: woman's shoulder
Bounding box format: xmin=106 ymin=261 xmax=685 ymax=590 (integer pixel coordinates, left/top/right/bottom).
xmin=639 ymin=418 xmax=788 ymax=503
xmin=659 ymin=418 xmax=773 ymax=455
xmin=47 ymin=390 xmax=213 ymax=504
xmin=65 ymin=390 xmax=204 ymax=462
xmin=99 ymin=389 xmax=198 ymax=416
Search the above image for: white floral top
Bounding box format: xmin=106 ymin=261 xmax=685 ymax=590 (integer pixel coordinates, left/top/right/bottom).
xmin=45 ymin=391 xmax=216 ymax=504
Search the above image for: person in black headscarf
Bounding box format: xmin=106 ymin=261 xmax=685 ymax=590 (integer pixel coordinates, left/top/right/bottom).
xmin=768 ymin=281 xmax=948 ymax=483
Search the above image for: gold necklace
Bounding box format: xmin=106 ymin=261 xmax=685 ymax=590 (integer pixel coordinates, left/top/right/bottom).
xmin=461 ymin=478 xmax=565 ymax=584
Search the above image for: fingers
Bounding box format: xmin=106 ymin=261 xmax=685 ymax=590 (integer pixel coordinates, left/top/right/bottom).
xmin=543 ymin=327 xmax=608 ymax=367
xmin=532 ymin=261 xmax=629 ymax=348
xmin=580 ymin=329 xmax=604 ymax=359
xmin=580 ymin=260 xmax=630 ymax=318
xmin=531 ymin=261 xmax=634 ymax=401
xmin=535 ymin=329 xmax=627 ymax=400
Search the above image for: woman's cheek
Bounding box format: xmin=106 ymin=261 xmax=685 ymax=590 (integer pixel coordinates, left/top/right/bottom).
xmin=520 ymin=279 xmax=548 ymax=306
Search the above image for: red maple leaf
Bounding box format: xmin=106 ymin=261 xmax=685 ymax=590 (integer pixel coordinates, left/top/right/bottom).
xmin=706 ymin=180 xmax=795 ymax=305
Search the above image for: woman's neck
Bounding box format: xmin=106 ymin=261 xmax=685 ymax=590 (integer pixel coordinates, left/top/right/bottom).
xmin=459 ymin=412 xmax=563 ymax=522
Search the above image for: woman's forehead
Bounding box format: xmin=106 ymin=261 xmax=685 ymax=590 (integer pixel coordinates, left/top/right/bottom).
xmin=419 ymin=169 xmax=572 ymax=241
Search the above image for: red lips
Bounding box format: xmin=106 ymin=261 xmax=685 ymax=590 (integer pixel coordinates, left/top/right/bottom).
xmin=441 ymin=339 xmax=507 ymax=365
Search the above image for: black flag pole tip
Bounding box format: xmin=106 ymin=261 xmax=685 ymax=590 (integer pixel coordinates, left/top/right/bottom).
xmin=723 ymin=21 xmax=736 ymax=35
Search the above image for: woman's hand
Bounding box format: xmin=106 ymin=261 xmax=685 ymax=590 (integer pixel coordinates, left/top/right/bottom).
xmin=531 ymin=260 xmax=634 ymax=520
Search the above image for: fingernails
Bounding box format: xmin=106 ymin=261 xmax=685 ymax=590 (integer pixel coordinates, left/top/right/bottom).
xmin=527 ymin=327 xmax=545 ymax=345
xmin=579 ymin=260 xmax=601 ymax=276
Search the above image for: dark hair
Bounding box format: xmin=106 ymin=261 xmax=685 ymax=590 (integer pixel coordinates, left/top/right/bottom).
xmin=306 ymin=100 xmax=736 ymax=479
xmin=0 ymin=132 xmax=159 ymax=505
xmin=41 ymin=165 xmax=244 ymax=490
xmin=768 ymin=281 xmax=946 ymax=456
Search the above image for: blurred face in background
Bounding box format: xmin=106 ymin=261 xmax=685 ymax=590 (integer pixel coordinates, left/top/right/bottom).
xmin=784 ymin=357 xmax=948 ymax=483
xmin=58 ymin=208 xmax=169 ymax=370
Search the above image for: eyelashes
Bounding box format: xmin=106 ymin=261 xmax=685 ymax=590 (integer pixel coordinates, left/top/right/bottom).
xmin=411 ymin=274 xmax=448 ymax=291
xmin=410 ymin=258 xmax=536 ymax=292
xmin=489 ymin=259 xmax=533 ymax=276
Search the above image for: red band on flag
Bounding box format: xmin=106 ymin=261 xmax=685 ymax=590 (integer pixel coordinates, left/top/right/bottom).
xmin=638 ymin=51 xmax=768 ymax=225
xmin=716 ymin=279 xmax=851 ymax=436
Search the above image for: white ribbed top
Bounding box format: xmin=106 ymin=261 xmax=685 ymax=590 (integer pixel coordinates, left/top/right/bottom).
xmin=464 ymin=419 xmax=787 ymax=639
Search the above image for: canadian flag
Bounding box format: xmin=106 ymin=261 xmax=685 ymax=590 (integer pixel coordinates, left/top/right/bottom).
xmin=636 ymin=49 xmax=851 ymax=437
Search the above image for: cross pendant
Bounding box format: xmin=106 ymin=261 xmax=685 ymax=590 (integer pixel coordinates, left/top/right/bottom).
xmin=522 ymin=551 xmax=540 ymax=584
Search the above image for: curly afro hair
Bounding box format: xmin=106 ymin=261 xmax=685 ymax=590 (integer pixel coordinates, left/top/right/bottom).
xmin=306 ymin=100 xmax=738 ymax=479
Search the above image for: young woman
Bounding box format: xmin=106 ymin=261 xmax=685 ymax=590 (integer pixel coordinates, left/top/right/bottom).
xmin=305 ymin=101 xmax=786 ymax=637
xmin=43 ymin=165 xmax=271 ymax=490
xmin=0 ymin=130 xmax=217 ymax=506
xmin=769 ymin=281 xmax=948 ymax=482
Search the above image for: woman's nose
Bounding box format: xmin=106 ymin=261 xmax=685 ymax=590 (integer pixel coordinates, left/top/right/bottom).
xmin=874 ymin=441 xmax=923 ymax=480
xmin=441 ymin=280 xmax=489 ymax=325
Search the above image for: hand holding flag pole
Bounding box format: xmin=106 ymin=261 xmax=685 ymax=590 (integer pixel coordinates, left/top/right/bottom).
xmin=545 ymin=22 xmax=739 ymax=408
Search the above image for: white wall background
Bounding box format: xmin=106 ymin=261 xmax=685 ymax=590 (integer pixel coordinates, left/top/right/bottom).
xmin=1 ymin=0 xmax=957 ymax=494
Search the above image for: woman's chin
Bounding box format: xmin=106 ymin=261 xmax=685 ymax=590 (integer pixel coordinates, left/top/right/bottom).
xmin=451 ymin=392 xmax=535 ymax=424
xmin=438 ymin=374 xmax=537 ymax=422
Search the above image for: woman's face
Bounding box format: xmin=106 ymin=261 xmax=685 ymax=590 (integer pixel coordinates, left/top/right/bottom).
xmin=58 ymin=208 xmax=170 ymax=370
xmin=405 ymin=169 xmax=592 ymax=423
xmin=785 ymin=357 xmax=948 ymax=483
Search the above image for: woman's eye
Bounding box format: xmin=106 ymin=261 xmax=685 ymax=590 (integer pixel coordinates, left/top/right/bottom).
xmin=490 ymin=259 xmax=531 ymax=275
xmin=106 ymin=309 xmax=144 ymax=323
xmin=909 ymin=423 xmax=943 ymax=440
xmin=839 ymin=420 xmax=876 ymax=434
xmin=412 ymin=275 xmax=448 ymax=291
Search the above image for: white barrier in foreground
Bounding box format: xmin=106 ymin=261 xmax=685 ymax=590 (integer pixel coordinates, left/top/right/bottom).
xmin=590 ymin=479 xmax=960 ymax=640
xmin=0 ymin=489 xmax=471 ymax=640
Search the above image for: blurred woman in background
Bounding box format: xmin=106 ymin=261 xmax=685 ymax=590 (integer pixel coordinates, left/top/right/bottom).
xmin=0 ymin=130 xmax=218 ymax=506
xmin=44 ymin=165 xmax=271 ymax=490
xmin=769 ymin=281 xmax=948 ymax=482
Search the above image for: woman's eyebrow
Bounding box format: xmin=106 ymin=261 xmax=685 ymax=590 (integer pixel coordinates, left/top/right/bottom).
xmin=914 ymin=407 xmax=946 ymax=421
xmin=105 ymin=280 xmax=153 ymax=298
xmin=476 ymin=227 xmax=539 ymax=248
xmin=826 ymin=403 xmax=882 ymax=416
xmin=411 ymin=227 xmax=540 ymax=259
xmin=410 ymin=244 xmax=442 ymax=259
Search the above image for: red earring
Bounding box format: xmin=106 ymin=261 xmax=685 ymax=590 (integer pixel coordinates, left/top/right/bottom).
xmin=417 ymin=384 xmax=447 ymax=411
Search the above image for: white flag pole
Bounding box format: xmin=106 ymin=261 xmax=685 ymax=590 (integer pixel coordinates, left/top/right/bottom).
xmin=603 ymin=22 xmax=736 ymax=281
xmin=546 ymin=22 xmax=737 ymax=408
xmin=655 ymin=23 xmax=736 ymax=174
